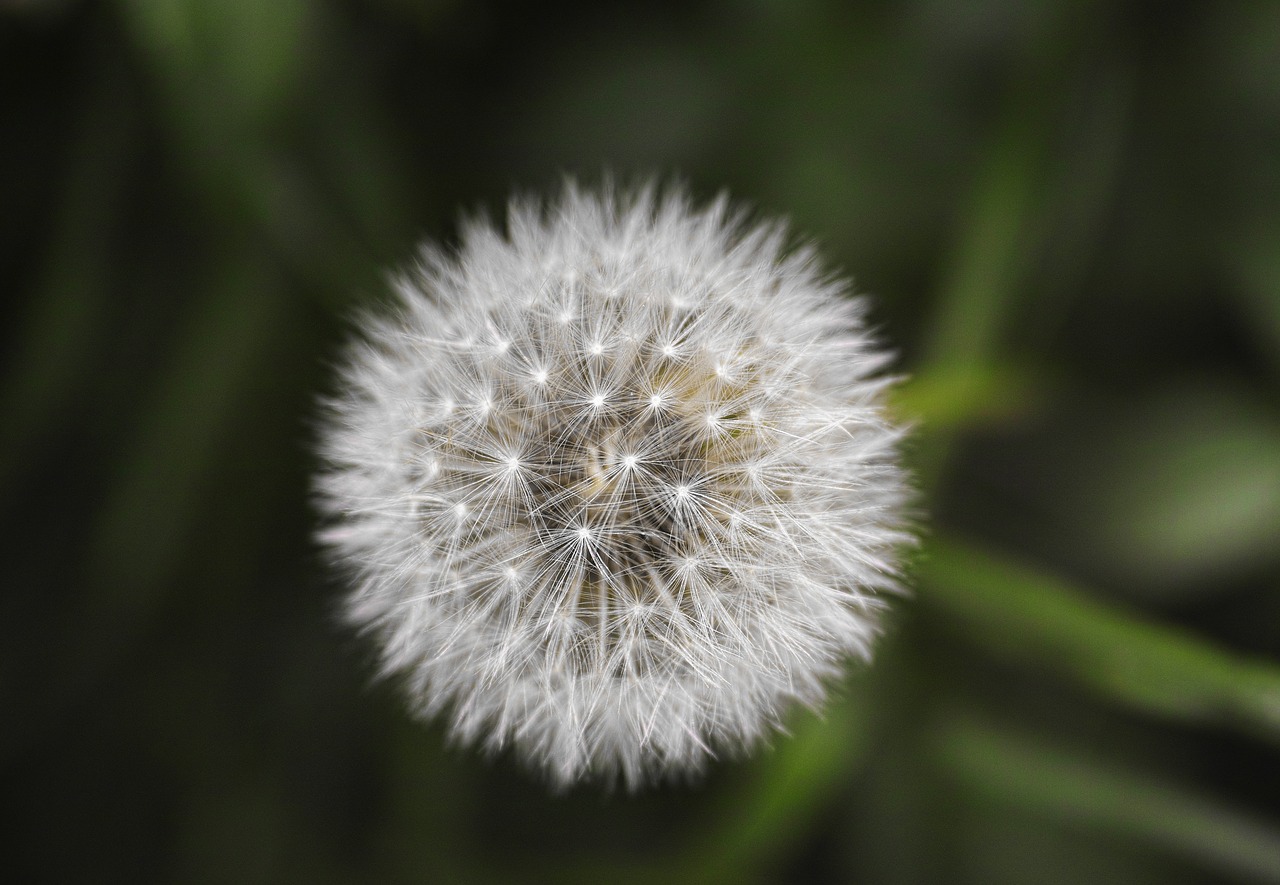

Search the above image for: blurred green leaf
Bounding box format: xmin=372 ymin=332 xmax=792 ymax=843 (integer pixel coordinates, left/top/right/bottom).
xmin=119 ymin=0 xmax=311 ymax=123
xmin=1058 ymin=383 xmax=1280 ymax=594
xmin=891 ymin=362 xmax=1039 ymax=431
xmin=0 ymin=48 xmax=133 ymax=492
xmin=916 ymin=0 xmax=1105 ymax=371
xmin=5 ymin=251 xmax=293 ymax=762
xmin=1017 ymin=60 xmax=1131 ymax=345
xmin=934 ymin=713 xmax=1280 ymax=883
xmin=1232 ymin=222 xmax=1280 ymax=380
xmin=85 ymin=251 xmax=289 ymax=609
xmin=912 ymin=87 xmax=1053 ymax=488
xmin=566 ymin=688 xmax=872 ymax=885
xmin=687 ymin=689 xmax=871 ymax=884
xmin=117 ymin=0 xmax=372 ymax=304
xmin=919 ymin=538 xmax=1280 ymax=740
xmin=921 ymin=108 xmax=1045 ymax=372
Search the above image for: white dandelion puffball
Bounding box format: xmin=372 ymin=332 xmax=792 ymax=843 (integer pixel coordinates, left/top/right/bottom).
xmin=316 ymin=182 xmax=912 ymax=789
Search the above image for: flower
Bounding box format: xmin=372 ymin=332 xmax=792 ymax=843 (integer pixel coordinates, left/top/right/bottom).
xmin=315 ymin=181 xmax=912 ymax=789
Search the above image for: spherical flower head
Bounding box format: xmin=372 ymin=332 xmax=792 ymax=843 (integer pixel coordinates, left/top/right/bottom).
xmin=316 ymin=181 xmax=913 ymax=790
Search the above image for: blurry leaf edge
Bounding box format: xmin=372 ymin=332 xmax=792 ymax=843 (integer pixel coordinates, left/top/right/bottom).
xmin=919 ymin=537 xmax=1280 ymax=741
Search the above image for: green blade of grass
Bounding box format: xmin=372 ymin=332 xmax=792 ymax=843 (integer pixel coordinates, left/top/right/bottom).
xmin=933 ymin=713 xmax=1280 ymax=882
xmin=1231 ymin=220 xmax=1280 ymax=383
xmin=564 ymin=687 xmax=872 ymax=885
xmin=0 ymin=47 xmax=134 ymax=493
xmin=919 ymin=538 xmax=1280 ymax=740
xmin=688 ymin=689 xmax=871 ymax=884
xmin=5 ymin=251 xmax=291 ymax=762
xmin=910 ymin=102 xmax=1048 ymax=488
xmin=920 ymin=110 xmax=1045 ymax=373
xmin=889 ymin=363 xmax=1039 ymax=433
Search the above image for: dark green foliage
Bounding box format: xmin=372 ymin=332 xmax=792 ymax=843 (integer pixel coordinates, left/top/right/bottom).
xmin=3 ymin=1 xmax=1278 ymax=881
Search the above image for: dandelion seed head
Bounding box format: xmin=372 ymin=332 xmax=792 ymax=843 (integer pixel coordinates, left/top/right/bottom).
xmin=316 ymin=181 xmax=913 ymax=790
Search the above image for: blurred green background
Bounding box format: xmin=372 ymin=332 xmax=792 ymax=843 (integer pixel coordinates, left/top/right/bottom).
xmin=4 ymin=0 xmax=1280 ymax=882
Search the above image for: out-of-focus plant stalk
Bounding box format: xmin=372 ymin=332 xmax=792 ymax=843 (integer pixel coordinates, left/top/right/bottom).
xmin=920 ymin=539 xmax=1280 ymax=741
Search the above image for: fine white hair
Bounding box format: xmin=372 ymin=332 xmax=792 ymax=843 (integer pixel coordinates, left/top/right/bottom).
xmin=316 ymin=180 xmax=912 ymax=789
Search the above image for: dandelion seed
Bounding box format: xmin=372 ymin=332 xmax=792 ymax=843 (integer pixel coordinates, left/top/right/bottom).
xmin=315 ymin=180 xmax=913 ymax=790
